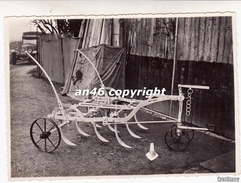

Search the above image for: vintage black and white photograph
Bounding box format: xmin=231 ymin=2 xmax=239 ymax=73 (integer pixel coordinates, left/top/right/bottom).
xmin=7 ymin=13 xmax=237 ymax=179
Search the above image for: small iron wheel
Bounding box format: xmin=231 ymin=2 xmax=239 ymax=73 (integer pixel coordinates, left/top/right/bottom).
xmin=164 ymin=126 xmax=190 ymax=151
xmin=172 ymin=123 xmax=195 ymax=142
xmin=30 ymin=118 xmax=61 ymax=153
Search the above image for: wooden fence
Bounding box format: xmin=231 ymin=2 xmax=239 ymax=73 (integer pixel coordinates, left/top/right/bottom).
xmin=122 ymin=17 xmax=233 ymax=63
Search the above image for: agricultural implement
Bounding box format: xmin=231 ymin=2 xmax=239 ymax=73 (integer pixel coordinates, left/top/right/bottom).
xmin=27 ymin=50 xmax=214 ymax=153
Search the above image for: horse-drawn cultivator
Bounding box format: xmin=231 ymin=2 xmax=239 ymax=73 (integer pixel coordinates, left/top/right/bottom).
xmin=27 ymin=51 xmax=214 ymax=153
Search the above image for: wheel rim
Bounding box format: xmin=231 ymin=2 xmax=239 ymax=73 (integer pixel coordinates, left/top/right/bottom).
xmin=185 ymin=128 xmax=194 ymax=142
xmin=165 ymin=126 xmax=190 ymax=151
xmin=30 ymin=118 xmax=61 ymax=153
xmin=182 ymin=123 xmax=195 ymax=141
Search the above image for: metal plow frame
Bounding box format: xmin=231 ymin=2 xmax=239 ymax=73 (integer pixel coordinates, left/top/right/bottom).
xmin=26 ymin=51 xmax=212 ymax=152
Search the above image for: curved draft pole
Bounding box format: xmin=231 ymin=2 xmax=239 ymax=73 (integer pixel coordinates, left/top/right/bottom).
xmin=76 ymin=49 xmax=110 ymax=103
xmin=26 ymin=52 xmax=77 ymax=147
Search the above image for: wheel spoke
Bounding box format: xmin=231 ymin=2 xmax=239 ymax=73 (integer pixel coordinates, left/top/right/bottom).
xmin=45 ymin=138 xmax=47 ymax=151
xmin=47 ymin=137 xmax=56 ymax=148
xmin=183 ymin=132 xmax=189 ymax=140
xmin=35 ymin=122 xmax=44 ymax=133
xmin=44 ymin=119 xmax=46 ymax=132
xmin=48 ymin=125 xmax=55 ymax=133
xmin=177 ymin=142 xmax=180 ymax=151
xmin=36 ymin=138 xmax=43 ymax=144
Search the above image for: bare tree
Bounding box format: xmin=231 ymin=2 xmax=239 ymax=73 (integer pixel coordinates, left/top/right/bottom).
xmin=32 ymin=19 xmax=58 ymax=34
xmin=32 ymin=19 xmax=82 ymax=37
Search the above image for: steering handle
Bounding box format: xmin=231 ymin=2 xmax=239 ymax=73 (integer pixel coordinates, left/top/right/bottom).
xmin=178 ymin=84 xmax=209 ymax=90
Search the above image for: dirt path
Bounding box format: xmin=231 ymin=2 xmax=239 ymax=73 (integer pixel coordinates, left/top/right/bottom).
xmin=10 ymin=63 xmax=235 ymax=178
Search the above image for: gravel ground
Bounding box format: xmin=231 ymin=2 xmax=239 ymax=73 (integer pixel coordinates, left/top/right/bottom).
xmin=9 ymin=61 xmax=235 ymax=179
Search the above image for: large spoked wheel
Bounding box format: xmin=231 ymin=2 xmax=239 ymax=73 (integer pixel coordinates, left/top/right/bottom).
xmin=164 ymin=126 xmax=190 ymax=151
xmin=30 ymin=118 xmax=61 ymax=153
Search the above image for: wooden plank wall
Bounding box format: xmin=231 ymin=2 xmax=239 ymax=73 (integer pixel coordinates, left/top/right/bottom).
xmin=124 ymin=18 xmax=176 ymax=59
xmin=123 ymin=17 xmax=233 ymax=64
xmin=82 ymin=19 xmax=115 ymax=48
xmin=123 ymin=16 xmax=234 ymax=139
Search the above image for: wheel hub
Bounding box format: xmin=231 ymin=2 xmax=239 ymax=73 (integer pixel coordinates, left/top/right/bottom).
xmin=40 ymin=131 xmax=51 ymax=139
xmin=173 ymin=136 xmax=180 ymax=143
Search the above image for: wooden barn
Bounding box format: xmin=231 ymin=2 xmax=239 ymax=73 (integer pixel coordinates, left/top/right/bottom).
xmin=37 ymin=16 xmax=235 ymax=139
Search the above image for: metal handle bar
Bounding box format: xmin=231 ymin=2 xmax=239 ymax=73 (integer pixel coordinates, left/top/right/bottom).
xmin=76 ymin=49 xmax=105 ymax=89
xmin=178 ymin=84 xmax=209 ymax=90
xmin=25 ymin=52 xmax=65 ymax=112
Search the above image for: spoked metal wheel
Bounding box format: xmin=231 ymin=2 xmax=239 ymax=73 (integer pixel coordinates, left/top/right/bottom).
xmin=30 ymin=118 xmax=61 ymax=153
xmin=172 ymin=123 xmax=195 ymax=142
xmin=164 ymin=126 xmax=190 ymax=151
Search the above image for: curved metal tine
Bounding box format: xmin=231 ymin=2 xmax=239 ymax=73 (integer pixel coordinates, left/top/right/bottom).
xmin=75 ymin=120 xmax=89 ymax=137
xmin=126 ymin=124 xmax=141 ymax=138
xmin=59 ymin=128 xmax=76 ymax=146
xmin=92 ymin=122 xmax=109 ymax=142
xmin=96 ymin=123 xmax=102 ymax=128
xmin=114 ymin=124 xmax=132 ymax=149
xmin=108 ymin=124 xmax=119 ymax=133
xmin=134 ymin=114 xmax=148 ymax=130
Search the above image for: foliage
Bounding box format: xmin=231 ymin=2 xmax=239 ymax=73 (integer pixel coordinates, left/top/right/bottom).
xmin=31 ymin=19 xmax=82 ymax=37
xmin=9 ymin=41 xmax=22 ymax=50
